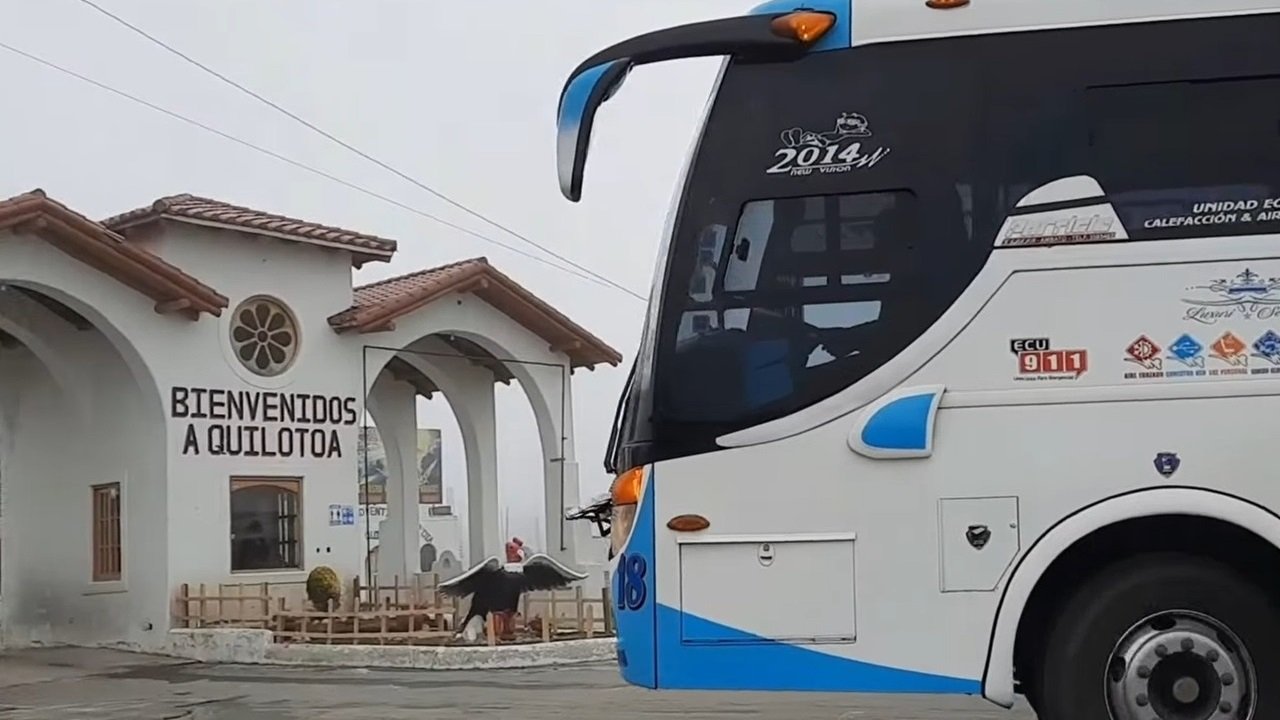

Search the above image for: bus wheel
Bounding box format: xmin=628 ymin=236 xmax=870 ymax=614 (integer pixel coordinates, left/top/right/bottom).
xmin=1035 ymin=553 xmax=1278 ymax=720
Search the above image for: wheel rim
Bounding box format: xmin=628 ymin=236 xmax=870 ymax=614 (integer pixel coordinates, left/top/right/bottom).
xmin=1105 ymin=610 xmax=1256 ymax=720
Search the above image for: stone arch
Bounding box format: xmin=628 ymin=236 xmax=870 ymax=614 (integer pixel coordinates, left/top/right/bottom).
xmin=419 ymin=542 xmax=437 ymax=572
xmin=0 ymin=279 xmax=167 ymax=426
xmin=0 ymin=277 xmax=170 ymax=649
xmin=420 ymin=330 xmax=570 ymax=556
xmin=338 ymin=265 xmax=618 ymax=574
xmin=362 ymin=328 xmax=566 ymax=460
xmin=383 ymin=344 xmax=493 ymax=567
xmin=0 ymin=310 xmax=91 ymax=428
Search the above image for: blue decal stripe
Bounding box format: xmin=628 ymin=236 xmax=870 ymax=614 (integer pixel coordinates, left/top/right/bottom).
xmin=557 ymin=61 xmax=621 ymax=137
xmin=612 ymin=466 xmax=657 ymax=688
xmin=657 ymin=604 xmax=979 ymax=693
xmin=860 ymin=392 xmax=938 ymax=452
xmin=748 ymin=0 xmax=852 ymax=52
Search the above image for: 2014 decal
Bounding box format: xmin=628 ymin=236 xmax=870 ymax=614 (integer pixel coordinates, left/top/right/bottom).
xmin=615 ymin=552 xmax=648 ymax=611
xmin=766 ymin=112 xmax=891 ymax=177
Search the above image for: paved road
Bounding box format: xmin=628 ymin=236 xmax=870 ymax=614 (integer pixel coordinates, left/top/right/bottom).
xmin=0 ymin=647 xmax=1036 ymax=719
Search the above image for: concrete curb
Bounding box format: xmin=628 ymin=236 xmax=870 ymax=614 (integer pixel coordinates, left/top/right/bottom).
xmin=163 ymin=629 xmax=617 ymax=670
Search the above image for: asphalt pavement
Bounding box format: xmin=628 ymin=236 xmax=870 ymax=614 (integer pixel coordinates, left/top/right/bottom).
xmin=0 ymin=647 xmax=1036 ymax=719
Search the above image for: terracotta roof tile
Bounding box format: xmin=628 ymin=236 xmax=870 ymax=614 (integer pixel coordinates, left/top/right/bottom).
xmin=103 ymin=194 xmax=397 ymax=264
xmin=330 ymin=258 xmax=622 ymax=369
xmin=344 ymin=258 xmax=483 ymax=317
xmin=0 ymin=189 xmax=228 ymax=318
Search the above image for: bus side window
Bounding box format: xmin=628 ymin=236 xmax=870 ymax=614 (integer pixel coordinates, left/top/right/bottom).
xmin=725 ymin=202 xmax=773 ymax=292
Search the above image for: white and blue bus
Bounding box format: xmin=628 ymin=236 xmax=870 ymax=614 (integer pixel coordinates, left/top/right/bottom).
xmin=556 ymin=1 xmax=1280 ymax=718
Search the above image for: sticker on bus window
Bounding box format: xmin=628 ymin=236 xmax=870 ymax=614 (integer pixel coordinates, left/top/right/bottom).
xmin=996 ymin=214 xmax=1119 ymax=247
xmin=1009 ymin=337 xmax=1088 ymax=382
xmin=766 ymin=112 xmax=891 ymax=178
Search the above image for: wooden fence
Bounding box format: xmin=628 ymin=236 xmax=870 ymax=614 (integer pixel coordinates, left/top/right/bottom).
xmin=173 ymin=572 xmax=615 ymax=646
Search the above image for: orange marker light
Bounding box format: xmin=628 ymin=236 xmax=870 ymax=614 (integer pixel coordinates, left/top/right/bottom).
xmin=925 ymin=0 xmax=970 ymax=8
xmin=769 ymin=11 xmax=837 ymax=44
xmin=666 ymin=514 xmax=711 ymax=532
xmin=612 ymin=466 xmax=645 ymax=506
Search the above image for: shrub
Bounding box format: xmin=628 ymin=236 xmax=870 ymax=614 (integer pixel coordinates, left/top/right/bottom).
xmin=306 ymin=566 xmax=342 ymax=611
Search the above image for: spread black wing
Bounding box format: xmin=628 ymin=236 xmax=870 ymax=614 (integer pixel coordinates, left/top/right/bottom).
xmin=518 ymin=553 xmax=589 ymax=592
xmin=437 ymin=556 xmax=504 ymax=598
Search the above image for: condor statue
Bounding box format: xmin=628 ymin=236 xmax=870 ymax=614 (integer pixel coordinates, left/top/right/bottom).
xmin=439 ymin=553 xmax=588 ymax=642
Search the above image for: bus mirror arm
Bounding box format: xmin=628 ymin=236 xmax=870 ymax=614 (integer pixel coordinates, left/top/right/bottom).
xmin=555 ymin=13 xmax=818 ymax=202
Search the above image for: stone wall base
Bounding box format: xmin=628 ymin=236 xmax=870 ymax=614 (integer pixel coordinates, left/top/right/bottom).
xmin=163 ymin=629 xmax=617 ymax=670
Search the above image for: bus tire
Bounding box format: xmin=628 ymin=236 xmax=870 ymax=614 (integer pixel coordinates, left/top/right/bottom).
xmin=1034 ymin=552 xmax=1279 ymax=720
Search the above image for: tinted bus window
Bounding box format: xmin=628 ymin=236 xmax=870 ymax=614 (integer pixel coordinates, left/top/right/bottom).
xmin=650 ymin=40 xmax=989 ymax=442
xmin=978 ymin=13 xmax=1280 ymax=242
xmin=661 ymin=190 xmax=917 ymax=424
xmin=1088 ymin=76 xmax=1280 ymax=239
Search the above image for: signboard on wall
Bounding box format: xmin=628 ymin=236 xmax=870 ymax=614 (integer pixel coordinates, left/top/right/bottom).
xmin=357 ymin=427 xmax=443 ymax=505
xmin=328 ymin=504 xmax=356 ymax=526
xmin=418 ymin=428 xmax=443 ymax=504
xmin=170 ymin=387 xmax=358 ymax=459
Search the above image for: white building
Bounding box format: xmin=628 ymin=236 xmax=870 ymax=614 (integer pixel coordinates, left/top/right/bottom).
xmin=358 ymin=501 xmax=468 ymax=581
xmin=0 ymin=189 xmax=619 ymax=651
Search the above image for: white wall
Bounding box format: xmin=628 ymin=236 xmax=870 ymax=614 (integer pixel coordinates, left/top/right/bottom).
xmin=0 ymin=296 xmax=169 ymax=651
xmin=0 ymin=217 xmax=602 ymax=647
xmin=1 ymin=228 xmax=368 ymax=636
xmin=146 ymin=225 xmax=367 ymax=593
xmin=356 ymin=504 xmax=466 ymax=580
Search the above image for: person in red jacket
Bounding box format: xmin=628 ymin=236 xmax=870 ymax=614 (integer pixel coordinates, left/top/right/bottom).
xmin=504 ymin=537 xmax=525 ymax=564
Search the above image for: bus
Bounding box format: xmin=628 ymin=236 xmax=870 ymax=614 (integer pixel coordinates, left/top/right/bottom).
xmin=554 ymin=1 xmax=1280 ymax=718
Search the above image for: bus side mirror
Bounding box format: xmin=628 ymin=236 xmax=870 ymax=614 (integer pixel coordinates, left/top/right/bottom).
xmin=556 ymin=59 xmax=633 ymax=202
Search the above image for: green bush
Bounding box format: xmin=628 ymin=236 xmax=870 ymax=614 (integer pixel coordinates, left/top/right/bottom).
xmin=306 ymin=566 xmax=342 ymax=611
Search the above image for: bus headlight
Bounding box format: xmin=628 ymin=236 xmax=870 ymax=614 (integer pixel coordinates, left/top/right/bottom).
xmin=609 ymin=467 xmax=645 ymax=556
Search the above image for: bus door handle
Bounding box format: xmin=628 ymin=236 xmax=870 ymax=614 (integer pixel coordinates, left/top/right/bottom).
xmin=667 ymin=514 xmax=710 ymax=532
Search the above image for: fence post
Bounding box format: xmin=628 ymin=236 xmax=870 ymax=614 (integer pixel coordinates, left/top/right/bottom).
xmin=198 ymin=583 xmax=207 ymax=629
xmin=177 ymin=583 xmax=190 ymax=629
xmin=326 ymin=598 xmax=335 ymax=646
xmin=260 ymin=582 xmax=269 ymax=627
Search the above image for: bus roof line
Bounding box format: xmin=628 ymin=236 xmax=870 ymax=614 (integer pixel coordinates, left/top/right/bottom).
xmin=848 ymin=0 xmax=1280 ymax=47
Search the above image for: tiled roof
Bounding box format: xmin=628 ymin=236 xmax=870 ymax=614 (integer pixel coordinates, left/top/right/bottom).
xmin=330 ymin=258 xmax=622 ymax=369
xmin=103 ymin=194 xmax=397 ymax=265
xmin=0 ymin=189 xmax=228 ymax=318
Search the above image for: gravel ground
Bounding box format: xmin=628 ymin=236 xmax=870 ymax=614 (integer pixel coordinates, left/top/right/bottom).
xmin=0 ymin=647 xmax=1037 ymax=719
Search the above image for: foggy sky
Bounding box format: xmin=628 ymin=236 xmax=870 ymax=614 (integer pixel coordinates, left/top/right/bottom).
xmin=2 ymin=0 xmax=749 ymax=548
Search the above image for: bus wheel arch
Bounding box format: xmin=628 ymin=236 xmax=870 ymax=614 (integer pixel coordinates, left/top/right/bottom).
xmin=984 ymin=487 xmax=1280 ymax=709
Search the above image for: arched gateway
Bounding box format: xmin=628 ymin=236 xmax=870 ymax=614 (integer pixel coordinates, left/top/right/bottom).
xmin=0 ymin=190 xmax=619 ymax=651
